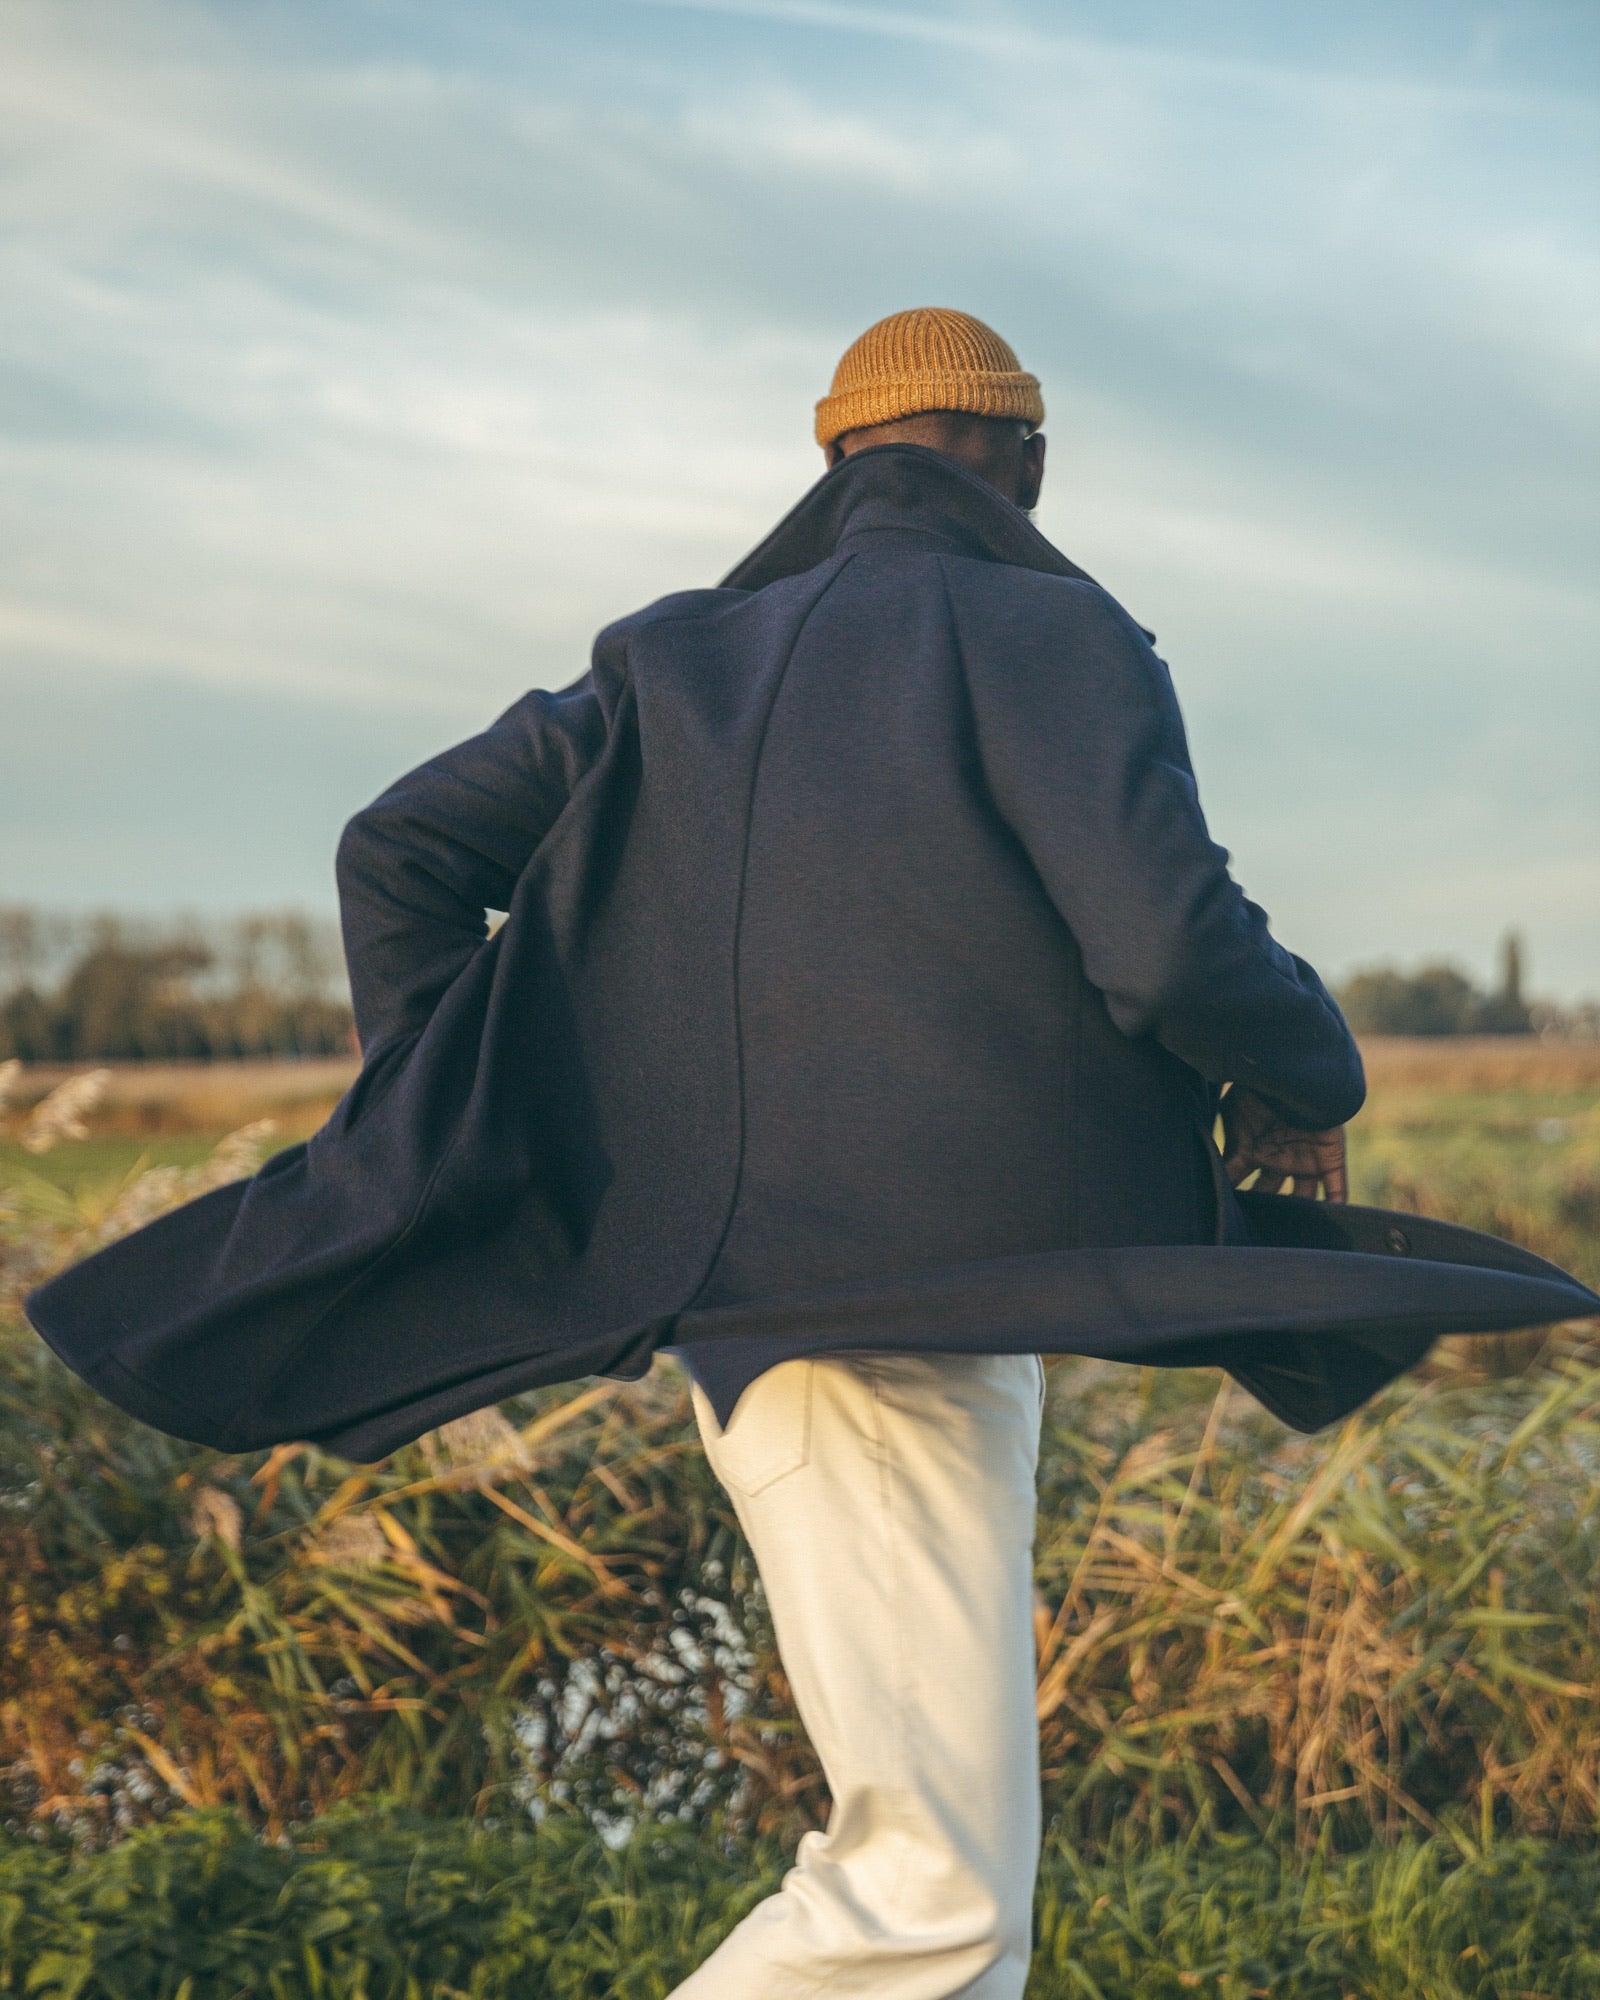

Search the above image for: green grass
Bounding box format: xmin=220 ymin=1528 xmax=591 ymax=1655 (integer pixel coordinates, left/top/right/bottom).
xmin=1347 ymin=1083 xmax=1600 ymax=1291
xmin=0 ymin=1137 xmax=223 ymax=1196
xmin=4 ymin=1808 xmax=1600 ymax=1999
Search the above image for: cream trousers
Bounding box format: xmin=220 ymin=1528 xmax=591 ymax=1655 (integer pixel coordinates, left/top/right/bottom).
xmin=671 ymin=1350 xmax=1045 ymax=2000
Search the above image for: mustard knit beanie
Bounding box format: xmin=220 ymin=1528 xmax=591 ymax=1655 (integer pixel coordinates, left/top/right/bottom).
xmin=814 ymin=307 xmax=1044 ymax=448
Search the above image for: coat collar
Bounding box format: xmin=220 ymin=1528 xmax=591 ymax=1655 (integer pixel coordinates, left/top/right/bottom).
xmin=720 ymin=442 xmax=1105 ymax=594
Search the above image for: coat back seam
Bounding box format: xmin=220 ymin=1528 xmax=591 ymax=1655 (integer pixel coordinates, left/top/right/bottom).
xmin=680 ymin=552 xmax=865 ymax=1314
xmin=934 ymin=552 xmax=1079 ymax=1245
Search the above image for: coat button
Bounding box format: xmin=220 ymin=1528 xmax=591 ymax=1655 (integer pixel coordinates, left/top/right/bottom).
xmin=1385 ymin=1226 xmax=1411 ymax=1255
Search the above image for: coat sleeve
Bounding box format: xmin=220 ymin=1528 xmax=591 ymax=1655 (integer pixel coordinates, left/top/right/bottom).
xmin=951 ymin=568 xmax=1364 ymax=1130
xmin=335 ymin=677 xmax=607 ymax=1053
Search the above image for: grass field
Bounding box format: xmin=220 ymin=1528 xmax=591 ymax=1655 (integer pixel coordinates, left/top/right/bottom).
xmin=1 ymin=1039 xmax=1598 ymax=1995
xmin=1348 ymin=1041 xmax=1600 ymax=1345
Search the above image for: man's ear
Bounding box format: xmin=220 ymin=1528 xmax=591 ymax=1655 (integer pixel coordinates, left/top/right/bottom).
xmin=1016 ymin=431 xmax=1046 ymax=511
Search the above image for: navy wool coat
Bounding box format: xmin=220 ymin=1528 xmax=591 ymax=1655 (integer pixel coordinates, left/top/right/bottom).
xmin=27 ymin=447 xmax=1597 ymax=1458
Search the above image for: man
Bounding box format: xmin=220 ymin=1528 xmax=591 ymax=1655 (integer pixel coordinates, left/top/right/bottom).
xmin=29 ymin=309 xmax=1595 ymax=1993
xmin=660 ymin=309 xmax=1353 ymax=1997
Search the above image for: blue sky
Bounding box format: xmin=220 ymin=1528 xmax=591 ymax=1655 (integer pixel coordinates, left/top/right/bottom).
xmin=3 ymin=0 xmax=1597 ymax=995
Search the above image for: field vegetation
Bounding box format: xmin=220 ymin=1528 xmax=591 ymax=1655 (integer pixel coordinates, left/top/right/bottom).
xmin=0 ymin=1040 xmax=1597 ymax=1995
xmin=0 ymin=910 xmax=352 ymax=1063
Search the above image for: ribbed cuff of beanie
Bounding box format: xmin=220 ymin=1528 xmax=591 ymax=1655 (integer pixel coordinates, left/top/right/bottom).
xmin=812 ymin=368 xmax=1040 ymax=450
xmin=815 ymin=368 xmax=1044 ymax=447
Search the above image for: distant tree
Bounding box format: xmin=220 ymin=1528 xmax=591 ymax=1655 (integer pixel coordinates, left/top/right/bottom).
xmin=1503 ymin=932 xmax=1524 ymax=1006
xmin=0 ymin=985 xmax=52 ymax=1061
xmin=0 ymin=907 xmax=41 ymax=986
xmin=1338 ymin=964 xmax=1479 ymax=1037
xmin=1474 ymin=930 xmax=1534 ymax=1036
xmin=1338 ymin=934 xmax=1538 ymax=1038
xmin=0 ymin=906 xmax=75 ymax=992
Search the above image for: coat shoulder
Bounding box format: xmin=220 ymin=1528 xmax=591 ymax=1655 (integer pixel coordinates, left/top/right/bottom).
xmin=595 ymin=560 xmax=868 ymax=688
xmin=939 ymin=556 xmax=1154 ymax=651
xmin=599 ymin=586 xmax=751 ymax=645
xmin=588 ymin=586 xmax=766 ymax=693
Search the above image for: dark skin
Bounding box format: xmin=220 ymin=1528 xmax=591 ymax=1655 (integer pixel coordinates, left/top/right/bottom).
xmin=1220 ymin=1088 xmax=1348 ymax=1203
xmin=825 ymin=409 xmax=1350 ymax=1204
xmin=824 ymin=410 xmax=1046 ymax=511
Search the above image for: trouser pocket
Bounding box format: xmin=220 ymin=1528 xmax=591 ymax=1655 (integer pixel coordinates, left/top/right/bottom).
xmin=695 ymin=1358 xmax=814 ymax=1498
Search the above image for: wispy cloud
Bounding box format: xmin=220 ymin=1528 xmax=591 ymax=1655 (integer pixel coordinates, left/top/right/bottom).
xmin=1 ymin=0 xmax=1596 ymax=988
xmin=629 ymin=0 xmax=1591 ymax=112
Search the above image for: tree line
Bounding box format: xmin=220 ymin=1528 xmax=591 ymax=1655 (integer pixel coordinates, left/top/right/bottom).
xmin=1335 ymin=932 xmax=1537 ymax=1038
xmin=1334 ymin=931 xmax=1600 ymax=1040
xmin=2 ymin=909 xmax=1590 ymax=1059
xmin=0 ymin=909 xmax=353 ymax=1062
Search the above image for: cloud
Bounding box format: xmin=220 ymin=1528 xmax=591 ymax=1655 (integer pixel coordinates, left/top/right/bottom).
xmin=627 ymin=0 xmax=1588 ymax=113
xmin=0 ymin=0 xmax=1596 ymax=991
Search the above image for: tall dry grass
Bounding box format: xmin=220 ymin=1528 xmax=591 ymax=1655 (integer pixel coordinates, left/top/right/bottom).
xmin=0 ymin=1045 xmax=1597 ymax=1859
xmin=5 ymin=1290 xmax=1600 ymax=1855
xmin=1031 ymin=1354 xmax=1600 ymax=1853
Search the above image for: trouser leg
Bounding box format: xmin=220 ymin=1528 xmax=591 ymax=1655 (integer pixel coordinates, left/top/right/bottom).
xmin=669 ymin=1349 xmax=1045 ymax=2000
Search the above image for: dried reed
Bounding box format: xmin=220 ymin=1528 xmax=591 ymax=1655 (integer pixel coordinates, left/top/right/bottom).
xmin=1 ymin=1048 xmax=1596 ymax=1863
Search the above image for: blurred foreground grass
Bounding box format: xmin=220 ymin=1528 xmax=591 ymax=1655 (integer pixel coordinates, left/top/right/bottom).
xmin=7 ymin=1808 xmax=1600 ymax=1999
xmin=1 ymin=1040 xmax=1597 ymax=1994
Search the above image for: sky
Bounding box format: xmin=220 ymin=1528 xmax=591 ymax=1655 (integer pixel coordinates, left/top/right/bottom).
xmin=2 ymin=0 xmax=1597 ymax=998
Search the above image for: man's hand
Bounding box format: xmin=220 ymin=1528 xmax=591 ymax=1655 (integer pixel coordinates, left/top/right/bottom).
xmin=1220 ymin=1086 xmax=1348 ymax=1203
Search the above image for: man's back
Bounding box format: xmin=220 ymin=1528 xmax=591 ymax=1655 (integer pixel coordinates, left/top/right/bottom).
xmin=675 ymin=541 xmax=1219 ymax=1307
xmin=588 ymin=456 xmax=1352 ymax=1296
xmin=578 ymin=449 xmax=1360 ymax=1413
